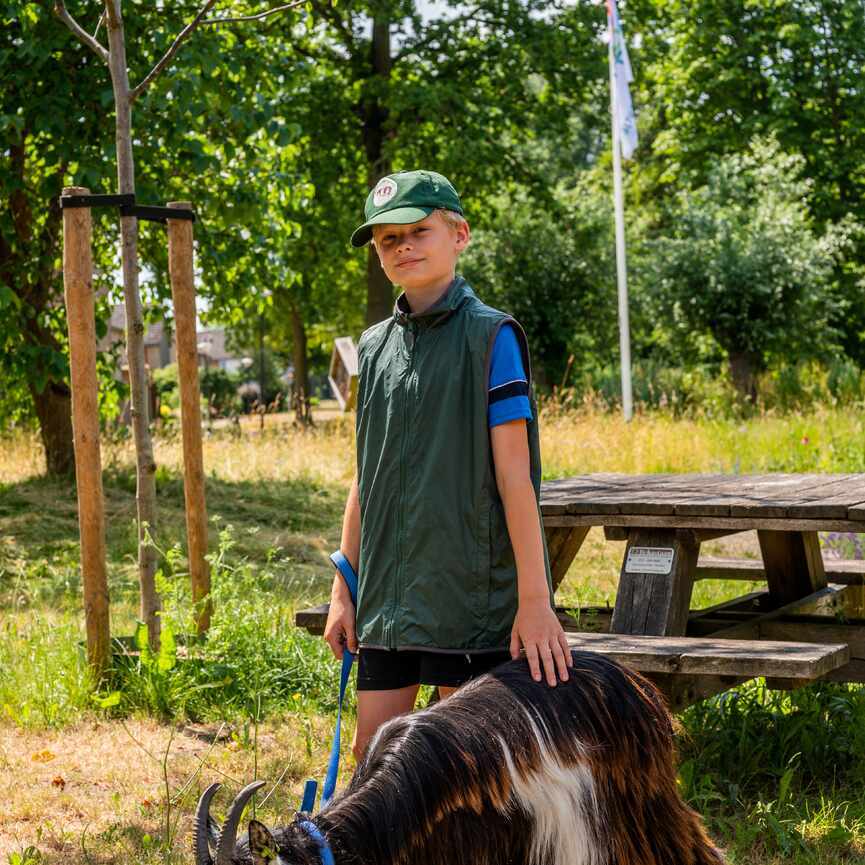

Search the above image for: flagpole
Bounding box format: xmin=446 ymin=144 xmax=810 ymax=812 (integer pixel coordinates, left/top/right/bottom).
xmin=608 ymin=9 xmax=634 ymax=422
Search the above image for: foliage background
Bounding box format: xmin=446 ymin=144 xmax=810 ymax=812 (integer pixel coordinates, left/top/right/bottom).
xmin=5 ymin=0 xmax=865 ymax=455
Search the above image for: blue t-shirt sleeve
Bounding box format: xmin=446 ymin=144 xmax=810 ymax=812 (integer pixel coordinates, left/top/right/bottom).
xmin=488 ymin=323 xmax=533 ymax=428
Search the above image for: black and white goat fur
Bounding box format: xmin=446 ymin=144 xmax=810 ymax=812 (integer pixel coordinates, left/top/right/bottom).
xmin=195 ymin=651 xmax=723 ymax=865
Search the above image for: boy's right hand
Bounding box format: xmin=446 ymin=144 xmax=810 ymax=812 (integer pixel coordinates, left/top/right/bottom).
xmin=324 ymin=577 xmax=358 ymax=660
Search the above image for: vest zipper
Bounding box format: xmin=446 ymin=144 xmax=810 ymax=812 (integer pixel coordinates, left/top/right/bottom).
xmin=394 ymin=322 xmax=418 ymax=649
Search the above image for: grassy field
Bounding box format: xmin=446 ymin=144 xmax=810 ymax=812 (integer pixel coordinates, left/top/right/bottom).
xmin=2 ymin=404 xmax=865 ymax=864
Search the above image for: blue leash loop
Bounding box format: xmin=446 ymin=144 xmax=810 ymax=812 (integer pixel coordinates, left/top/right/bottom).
xmin=298 ymin=819 xmax=336 ymax=865
xmin=300 ymin=550 xmax=358 ymax=822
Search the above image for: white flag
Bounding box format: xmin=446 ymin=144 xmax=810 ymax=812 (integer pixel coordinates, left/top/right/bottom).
xmin=607 ymin=0 xmax=638 ymax=160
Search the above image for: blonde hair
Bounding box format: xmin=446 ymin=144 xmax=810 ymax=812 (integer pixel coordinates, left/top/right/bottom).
xmin=371 ymin=209 xmax=470 ymax=252
xmin=435 ymin=208 xmax=469 ymax=234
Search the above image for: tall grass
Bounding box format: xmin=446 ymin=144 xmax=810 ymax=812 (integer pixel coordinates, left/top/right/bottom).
xmin=0 ymin=613 xmax=93 ymax=727
xmin=540 ymin=403 xmax=865 ymax=477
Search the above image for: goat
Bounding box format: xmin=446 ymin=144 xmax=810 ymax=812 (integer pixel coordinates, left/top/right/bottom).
xmin=194 ymin=651 xmax=724 ymax=865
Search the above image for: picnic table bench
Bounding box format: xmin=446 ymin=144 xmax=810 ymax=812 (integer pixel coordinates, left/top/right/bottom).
xmin=296 ymin=473 xmax=865 ymax=710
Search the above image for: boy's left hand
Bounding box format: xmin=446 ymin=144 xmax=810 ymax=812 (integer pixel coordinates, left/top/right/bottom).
xmin=510 ymin=599 xmax=573 ymax=687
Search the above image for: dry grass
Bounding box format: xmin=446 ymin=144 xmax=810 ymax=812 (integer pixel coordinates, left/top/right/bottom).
xmin=149 ymin=415 xmax=356 ymax=488
xmin=0 ymin=715 xmax=344 ymax=864
xmin=0 ymin=433 xmax=46 ymax=486
xmin=539 ymin=403 xmax=865 ymax=476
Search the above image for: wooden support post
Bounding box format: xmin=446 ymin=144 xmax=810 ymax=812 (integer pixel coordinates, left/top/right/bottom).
xmin=544 ymin=525 xmax=590 ymax=592
xmin=648 ymin=673 xmax=749 ymax=713
xmin=757 ymin=530 xmax=827 ymax=606
xmin=62 ymin=186 xmax=110 ymax=677
xmin=167 ymin=201 xmax=210 ymax=634
xmin=611 ymin=528 xmax=699 ymax=636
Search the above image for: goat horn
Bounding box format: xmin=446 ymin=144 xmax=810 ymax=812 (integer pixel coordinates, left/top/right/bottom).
xmin=194 ymin=783 xmax=222 ymax=865
xmin=215 ymin=780 xmax=266 ymax=865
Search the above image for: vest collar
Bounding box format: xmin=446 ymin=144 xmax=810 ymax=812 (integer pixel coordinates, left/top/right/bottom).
xmin=392 ymin=275 xmax=470 ymax=330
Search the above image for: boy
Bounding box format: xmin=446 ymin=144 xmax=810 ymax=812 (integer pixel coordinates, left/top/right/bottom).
xmin=324 ymin=170 xmax=571 ymax=762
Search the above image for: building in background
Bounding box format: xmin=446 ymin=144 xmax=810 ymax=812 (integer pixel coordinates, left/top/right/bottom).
xmin=99 ymin=305 xmax=245 ymax=422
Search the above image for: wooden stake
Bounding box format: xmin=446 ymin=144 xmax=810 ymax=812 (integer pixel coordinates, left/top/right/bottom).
xmin=62 ymin=186 xmax=110 ymax=677
xmin=167 ymin=201 xmax=210 ymax=633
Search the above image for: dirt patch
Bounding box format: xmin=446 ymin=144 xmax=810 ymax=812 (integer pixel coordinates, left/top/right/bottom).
xmin=0 ymin=716 xmax=341 ymax=864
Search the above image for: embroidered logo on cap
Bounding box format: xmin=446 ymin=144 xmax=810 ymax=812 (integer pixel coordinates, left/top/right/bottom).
xmin=372 ymin=178 xmax=398 ymax=207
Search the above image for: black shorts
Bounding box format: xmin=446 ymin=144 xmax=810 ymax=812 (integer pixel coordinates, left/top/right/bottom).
xmin=356 ymin=648 xmax=512 ymax=691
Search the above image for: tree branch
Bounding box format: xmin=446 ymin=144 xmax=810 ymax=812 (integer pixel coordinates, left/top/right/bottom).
xmin=393 ymin=6 xmax=485 ymax=63
xmin=309 ymin=0 xmax=355 ymax=53
xmin=290 ymin=37 xmax=343 ymax=66
xmin=201 ymin=0 xmax=308 ymax=25
xmin=129 ymin=0 xmax=219 ymax=103
xmin=130 ymin=0 xmax=310 ymax=103
xmin=52 ymin=0 xmax=109 ymax=62
xmin=93 ymin=9 xmax=105 ymax=39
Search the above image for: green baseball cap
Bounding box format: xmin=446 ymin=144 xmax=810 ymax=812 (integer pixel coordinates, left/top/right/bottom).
xmin=350 ymin=170 xmax=463 ymax=247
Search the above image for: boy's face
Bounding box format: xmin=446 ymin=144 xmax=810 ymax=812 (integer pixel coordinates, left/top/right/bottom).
xmin=372 ymin=211 xmax=470 ymax=291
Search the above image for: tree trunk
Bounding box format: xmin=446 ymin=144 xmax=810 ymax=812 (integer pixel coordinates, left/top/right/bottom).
xmin=728 ymin=350 xmax=759 ymax=402
xmin=29 ymin=381 xmax=75 ymax=476
xmin=290 ymin=301 xmax=312 ymax=425
xmin=362 ymin=14 xmax=394 ymax=327
xmin=104 ymin=0 xmax=160 ymax=649
xmin=366 ymin=246 xmax=393 ymax=327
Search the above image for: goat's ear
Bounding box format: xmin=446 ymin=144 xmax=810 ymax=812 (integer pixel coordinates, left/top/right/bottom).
xmin=248 ymin=819 xmax=277 ymax=865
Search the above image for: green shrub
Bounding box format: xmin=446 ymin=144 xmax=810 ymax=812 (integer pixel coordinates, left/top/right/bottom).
xmin=102 ymin=526 xmax=342 ymax=721
xmin=200 ymin=367 xmax=240 ymax=416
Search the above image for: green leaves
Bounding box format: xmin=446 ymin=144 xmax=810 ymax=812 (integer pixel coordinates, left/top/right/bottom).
xmin=134 ymin=618 xmax=177 ymax=672
xmin=640 ymin=133 xmax=852 ymax=394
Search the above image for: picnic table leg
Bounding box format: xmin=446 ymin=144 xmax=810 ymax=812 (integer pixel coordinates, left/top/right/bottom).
xmin=544 ymin=525 xmax=590 ymax=593
xmin=610 ymin=528 xmax=699 ymax=637
xmin=757 ymin=530 xmax=827 ymax=606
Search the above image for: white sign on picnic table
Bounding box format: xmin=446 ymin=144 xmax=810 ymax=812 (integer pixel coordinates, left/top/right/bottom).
xmin=625 ymin=546 xmax=675 ymax=575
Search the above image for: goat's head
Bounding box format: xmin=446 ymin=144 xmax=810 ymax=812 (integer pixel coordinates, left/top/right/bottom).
xmin=194 ymin=782 xmax=322 ymax=865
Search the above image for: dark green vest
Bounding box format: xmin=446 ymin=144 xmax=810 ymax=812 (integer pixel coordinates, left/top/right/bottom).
xmin=355 ymin=275 xmax=552 ymax=652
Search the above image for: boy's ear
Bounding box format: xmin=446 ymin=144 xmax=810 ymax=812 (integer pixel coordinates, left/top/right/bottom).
xmin=455 ymin=220 xmax=471 ymax=251
xmin=248 ymin=819 xmax=277 ymax=865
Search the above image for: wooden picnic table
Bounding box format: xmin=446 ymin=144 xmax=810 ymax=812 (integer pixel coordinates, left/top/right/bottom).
xmin=296 ymin=473 xmax=865 ymax=710
xmin=541 ymin=473 xmax=865 ymax=708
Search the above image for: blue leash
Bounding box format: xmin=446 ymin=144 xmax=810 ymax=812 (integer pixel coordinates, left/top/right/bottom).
xmin=300 ymin=550 xmax=358 ymax=818
xmin=298 ymin=819 xmax=336 ymax=865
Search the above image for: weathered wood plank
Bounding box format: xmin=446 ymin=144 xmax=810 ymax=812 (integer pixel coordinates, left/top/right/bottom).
xmin=688 ymin=591 xmax=769 ymax=620
xmin=676 ymin=474 xmax=842 ymax=519
xmin=543 ymin=525 xmax=569 ymax=566
xmin=543 ymin=514 xmax=865 ymax=533
xmin=824 ymin=659 xmax=865 ymax=683
xmin=648 ymin=673 xmax=749 ymax=713
xmin=295 ymin=603 xmax=331 ymax=635
xmin=727 ymin=475 xmax=862 ymax=518
xmin=548 ymin=525 xmax=590 ymax=591
xmin=758 ymin=530 xmax=827 ymax=605
xmin=605 ymin=526 xmax=745 ymax=543
xmin=611 ymin=528 xmax=698 ymax=636
xmin=712 ymin=584 xmax=851 ymax=639
xmin=757 ymin=620 xmax=865 ymax=661
xmin=539 ymin=474 xmax=865 ymax=522
xmin=695 ymin=556 xmax=865 ymax=585
xmin=781 ymin=476 xmax=865 ymax=519
xmin=565 ymin=632 xmax=849 ymax=678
